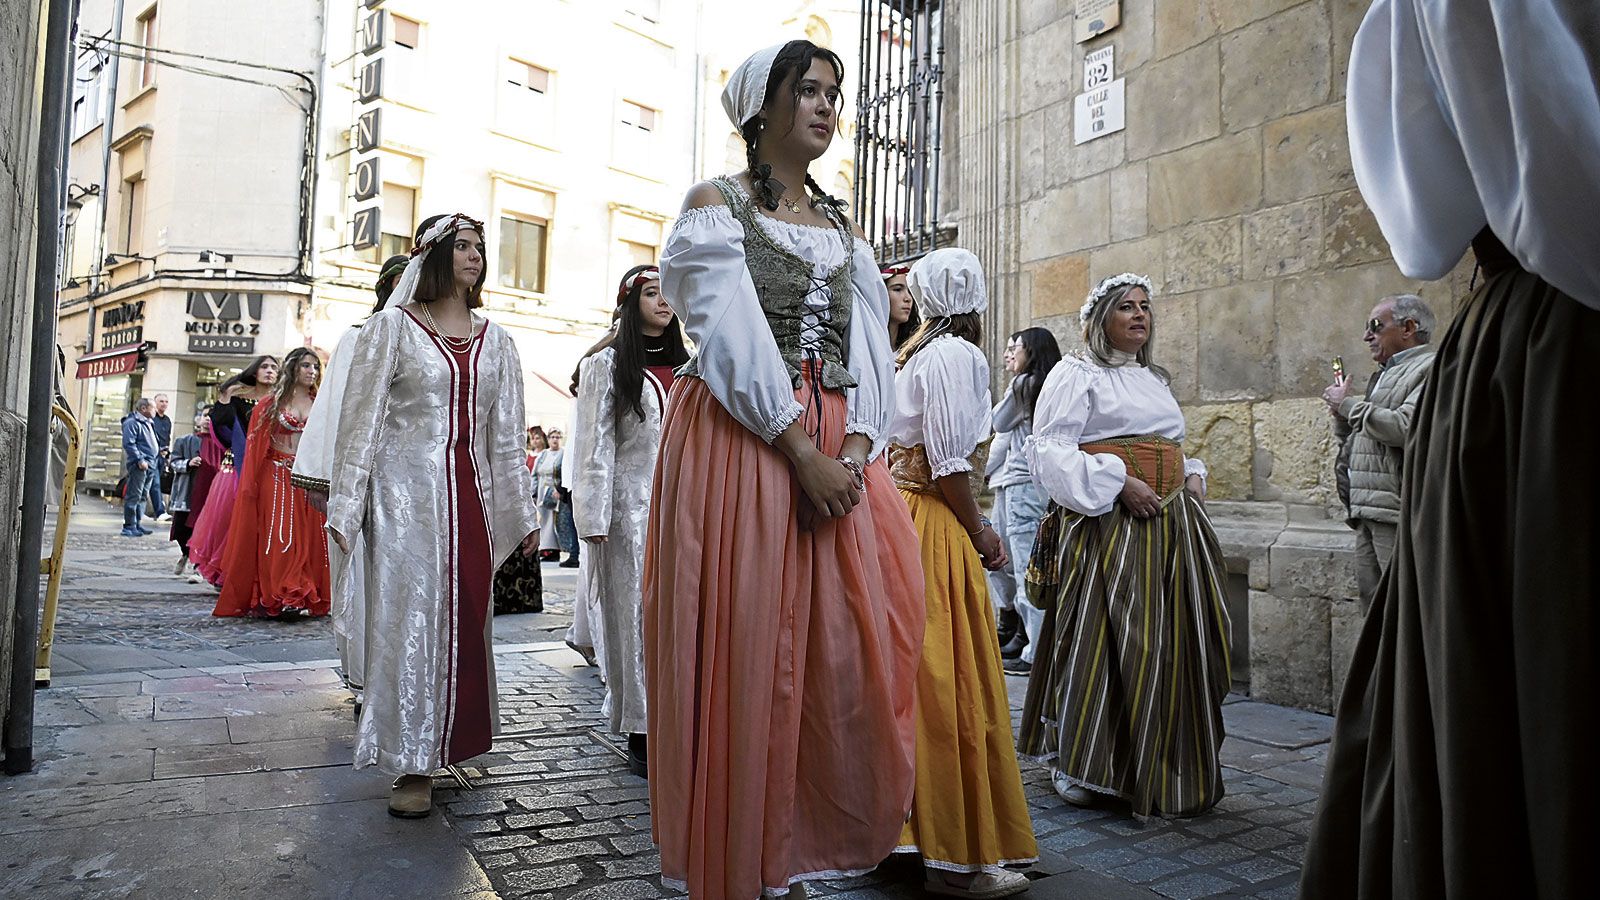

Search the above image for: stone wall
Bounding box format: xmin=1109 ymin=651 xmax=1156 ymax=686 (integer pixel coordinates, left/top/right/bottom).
xmin=950 ymin=0 xmax=1474 ymax=712
xmin=0 ymin=0 xmax=47 ymax=729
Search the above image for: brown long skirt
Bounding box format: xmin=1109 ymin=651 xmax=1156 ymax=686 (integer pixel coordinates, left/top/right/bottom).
xmin=1301 ymin=250 xmax=1599 ymax=898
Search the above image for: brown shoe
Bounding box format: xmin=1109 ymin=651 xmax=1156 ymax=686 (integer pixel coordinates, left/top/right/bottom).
xmin=388 ymin=774 xmax=433 ymax=818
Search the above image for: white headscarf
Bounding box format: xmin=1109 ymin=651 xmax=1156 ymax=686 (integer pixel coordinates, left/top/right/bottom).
xmin=721 ymin=44 xmax=785 ymax=131
xmin=908 ymin=248 xmax=989 ymax=318
xmin=377 ymin=212 xmax=485 ymax=312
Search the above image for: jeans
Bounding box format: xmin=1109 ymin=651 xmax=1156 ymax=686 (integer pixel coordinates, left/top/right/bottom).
xmin=999 ymin=481 xmax=1049 ymax=664
xmin=986 ymin=487 xmax=1017 ymax=614
xmin=556 ymin=500 xmax=580 ymax=558
xmin=147 ymin=468 xmax=166 ymax=517
xmin=123 ymin=465 xmax=152 ymax=530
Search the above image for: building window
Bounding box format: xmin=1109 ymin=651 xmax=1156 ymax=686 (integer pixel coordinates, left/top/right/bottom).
xmin=619 ymin=100 xmax=658 ymax=133
xmin=72 ymin=52 xmax=106 ymax=138
xmin=624 ymin=1 xmax=662 ymax=24
xmin=388 ymin=15 xmax=423 ymax=99
xmin=121 ymin=176 xmax=145 ymax=254
xmin=392 ymin=15 xmax=421 ymax=49
xmin=616 ymin=239 xmax=658 ymax=285
xmin=361 ymin=182 xmax=417 ymax=264
xmin=507 ymin=59 xmax=548 ymax=95
xmin=136 ymin=6 xmax=158 ymax=88
xmin=499 ymin=216 xmax=548 ymax=293
xmin=854 ymin=0 xmax=947 ymax=262
xmin=498 ymin=59 xmax=554 ymax=139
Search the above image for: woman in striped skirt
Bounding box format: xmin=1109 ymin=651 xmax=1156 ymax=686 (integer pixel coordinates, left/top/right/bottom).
xmin=1018 ymin=273 xmax=1231 ymax=817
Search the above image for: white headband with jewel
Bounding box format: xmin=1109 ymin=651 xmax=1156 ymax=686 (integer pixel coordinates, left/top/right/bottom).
xmin=1079 ymin=273 xmax=1155 ymax=325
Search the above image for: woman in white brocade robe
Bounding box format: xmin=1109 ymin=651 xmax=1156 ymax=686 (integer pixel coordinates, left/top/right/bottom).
xmin=326 ymin=214 xmax=539 ymax=818
xmin=570 ymin=265 xmax=687 ymax=775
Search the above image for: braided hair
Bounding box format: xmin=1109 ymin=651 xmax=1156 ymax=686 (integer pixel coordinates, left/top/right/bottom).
xmin=741 ymin=40 xmax=849 ymax=217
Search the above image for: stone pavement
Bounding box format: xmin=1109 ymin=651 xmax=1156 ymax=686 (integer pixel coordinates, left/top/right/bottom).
xmin=2 ymin=500 xmax=1335 ymax=899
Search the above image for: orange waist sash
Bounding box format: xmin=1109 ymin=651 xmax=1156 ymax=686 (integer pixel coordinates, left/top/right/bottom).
xmin=1079 ymin=435 xmax=1185 ymax=497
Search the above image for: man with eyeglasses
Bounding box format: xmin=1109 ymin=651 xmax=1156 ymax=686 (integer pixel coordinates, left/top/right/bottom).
xmin=1322 ymin=293 xmax=1436 ymax=613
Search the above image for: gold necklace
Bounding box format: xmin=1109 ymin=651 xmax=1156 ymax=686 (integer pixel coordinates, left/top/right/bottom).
xmin=779 ymin=194 xmax=805 ymax=214
xmin=417 ymin=302 xmax=473 ymax=350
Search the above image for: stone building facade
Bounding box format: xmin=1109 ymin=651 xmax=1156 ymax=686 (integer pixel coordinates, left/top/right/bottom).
xmin=944 ymin=0 xmax=1474 ymax=712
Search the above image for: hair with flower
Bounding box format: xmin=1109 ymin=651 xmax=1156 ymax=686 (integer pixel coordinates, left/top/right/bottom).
xmin=1079 ymin=272 xmax=1155 ymax=325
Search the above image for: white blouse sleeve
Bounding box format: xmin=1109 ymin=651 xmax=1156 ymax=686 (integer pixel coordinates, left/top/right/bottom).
xmin=844 ymin=237 xmax=897 ymax=461
xmin=1027 ymin=358 xmax=1128 ymax=517
xmin=1347 ymin=0 xmax=1600 ymax=307
xmin=659 ymin=206 xmax=805 ymax=443
xmin=915 ymin=339 xmax=992 ymax=479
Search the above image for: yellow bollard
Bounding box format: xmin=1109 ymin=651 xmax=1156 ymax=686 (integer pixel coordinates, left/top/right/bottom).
xmin=35 ymin=404 xmax=82 ymax=687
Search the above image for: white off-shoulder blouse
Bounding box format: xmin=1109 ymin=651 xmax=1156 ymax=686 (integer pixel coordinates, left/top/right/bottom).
xmin=1027 ymin=355 xmax=1207 ymax=517
xmin=658 ymin=201 xmax=898 ymax=460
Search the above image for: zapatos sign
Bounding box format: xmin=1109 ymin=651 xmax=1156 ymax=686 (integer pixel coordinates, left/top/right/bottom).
xmin=186 ymin=291 xmax=264 ymax=354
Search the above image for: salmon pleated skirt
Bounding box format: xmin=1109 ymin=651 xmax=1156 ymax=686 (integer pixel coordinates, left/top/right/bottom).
xmin=189 ymin=466 xmax=239 ymax=587
xmin=894 ymin=487 xmax=1038 ymax=873
xmin=643 ymin=373 xmax=926 ymax=900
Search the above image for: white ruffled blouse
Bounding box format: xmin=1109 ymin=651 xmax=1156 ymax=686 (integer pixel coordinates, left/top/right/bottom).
xmin=885 ymin=335 xmax=993 ymax=478
xmin=659 ymin=200 xmax=898 ymax=460
xmin=1027 ymin=355 xmax=1207 ymax=517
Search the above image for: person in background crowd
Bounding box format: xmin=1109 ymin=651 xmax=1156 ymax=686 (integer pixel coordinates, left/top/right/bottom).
xmin=167 ymin=410 xmax=208 ymax=574
xmin=884 ymin=264 xmax=920 ymax=349
xmin=991 ymin=326 xmax=1062 ymax=676
xmin=149 ymin=393 xmax=172 ymax=520
xmin=1019 ymin=273 xmax=1231 ymax=817
xmin=293 ymin=253 xmax=410 ymax=705
xmin=548 ymin=428 xmax=581 ymax=568
xmin=533 ymin=426 xmax=563 ymax=560
xmin=1324 ymin=293 xmax=1436 ymax=614
xmin=185 ymin=385 xmax=242 ymax=585
xmin=571 ymin=263 xmax=689 ymax=778
xmin=191 ymin=355 xmax=280 ymax=587
xmin=327 ymin=213 xmax=540 ymax=819
xmin=119 ymin=396 xmax=159 ymax=537
xmin=983 ymin=430 xmax=1021 ymax=656
xmin=491 ymin=424 xmax=546 ymax=615
xmin=213 ymin=347 xmax=330 ymax=619
xmin=648 ymin=40 xmax=924 ymax=900
xmin=887 ymin=248 xmax=1036 ymax=898
xmin=1302 ymin=5 xmax=1597 ymax=897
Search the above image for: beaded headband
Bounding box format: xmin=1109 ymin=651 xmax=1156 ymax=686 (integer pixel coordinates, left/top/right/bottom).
xmin=1079 ymin=273 xmax=1155 ymax=325
xmin=881 ymin=266 xmax=910 ymax=280
xmin=411 ymin=213 xmax=485 ymax=257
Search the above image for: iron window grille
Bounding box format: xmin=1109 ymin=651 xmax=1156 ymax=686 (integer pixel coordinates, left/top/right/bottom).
xmin=853 ymin=0 xmax=947 ymax=265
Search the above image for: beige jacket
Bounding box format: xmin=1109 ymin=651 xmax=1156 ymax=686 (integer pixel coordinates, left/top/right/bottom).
xmin=1336 ymin=344 xmax=1437 ymax=525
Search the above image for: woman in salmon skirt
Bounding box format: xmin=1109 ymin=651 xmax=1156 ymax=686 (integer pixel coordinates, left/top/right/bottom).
xmin=646 ymin=40 xmax=925 ymax=900
xmin=213 ymin=346 xmax=331 ymax=618
xmin=886 ymin=249 xmax=1037 ymax=898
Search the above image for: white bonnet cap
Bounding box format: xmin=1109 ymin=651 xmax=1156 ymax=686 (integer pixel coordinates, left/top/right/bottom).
xmin=721 ymin=44 xmax=785 ymax=131
xmin=907 ymin=248 xmax=989 ymax=318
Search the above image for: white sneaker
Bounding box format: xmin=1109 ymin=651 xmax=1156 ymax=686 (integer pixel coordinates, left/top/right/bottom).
xmin=174 ymin=556 xmax=189 ymax=575
xmin=1052 ymin=770 xmax=1097 ymax=807
xmin=925 ymin=869 xmax=1030 ymax=899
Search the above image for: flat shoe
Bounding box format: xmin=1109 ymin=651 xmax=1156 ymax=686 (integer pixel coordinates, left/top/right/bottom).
xmin=388 ymin=774 xmax=432 ymax=818
xmin=925 ymin=869 xmax=1030 ymax=899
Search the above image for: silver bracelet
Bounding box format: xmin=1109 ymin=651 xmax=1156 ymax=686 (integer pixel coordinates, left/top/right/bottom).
xmin=836 ymin=455 xmax=866 ymax=493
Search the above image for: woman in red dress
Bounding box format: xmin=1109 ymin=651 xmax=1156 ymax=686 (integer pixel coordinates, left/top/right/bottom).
xmin=213 ymin=346 xmax=331 ymax=618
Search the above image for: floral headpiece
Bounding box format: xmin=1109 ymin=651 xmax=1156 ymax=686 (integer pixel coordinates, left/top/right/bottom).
xmin=617 ymin=266 xmax=660 ymax=305
xmin=1079 ymin=273 xmax=1155 ymax=325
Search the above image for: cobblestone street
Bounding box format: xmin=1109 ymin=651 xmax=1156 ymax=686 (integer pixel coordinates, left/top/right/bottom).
xmin=1 ymin=503 xmax=1332 ymax=899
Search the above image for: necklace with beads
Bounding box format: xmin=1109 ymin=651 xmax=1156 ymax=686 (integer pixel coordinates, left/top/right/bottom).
xmin=417 ymin=301 xmax=473 ymax=350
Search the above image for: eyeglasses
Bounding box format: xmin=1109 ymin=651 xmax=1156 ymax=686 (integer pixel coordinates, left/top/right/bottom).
xmin=1365 ymin=317 xmax=1389 ymax=335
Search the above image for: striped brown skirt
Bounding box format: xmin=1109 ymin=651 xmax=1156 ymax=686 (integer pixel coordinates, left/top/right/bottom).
xmin=1017 ymin=490 xmax=1232 ymax=817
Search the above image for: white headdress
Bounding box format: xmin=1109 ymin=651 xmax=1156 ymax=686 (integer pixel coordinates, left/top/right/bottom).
xmin=378 ymin=212 xmax=486 ymax=312
xmin=908 ymin=248 xmax=989 ymax=318
xmin=1079 ymin=273 xmax=1154 ymax=325
xmin=721 ymin=44 xmax=785 ymax=130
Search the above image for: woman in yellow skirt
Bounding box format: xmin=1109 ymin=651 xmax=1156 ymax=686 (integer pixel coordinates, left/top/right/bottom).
xmin=887 ymin=249 xmax=1037 ymax=898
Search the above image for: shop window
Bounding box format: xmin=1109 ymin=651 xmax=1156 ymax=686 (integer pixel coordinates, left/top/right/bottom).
xmin=135 ymin=6 xmax=158 ymax=88
xmin=498 ymin=215 xmax=548 ymax=293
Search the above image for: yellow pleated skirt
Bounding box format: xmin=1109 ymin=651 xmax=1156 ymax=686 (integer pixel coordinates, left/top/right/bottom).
xmin=896 ymin=488 xmax=1038 ymax=873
